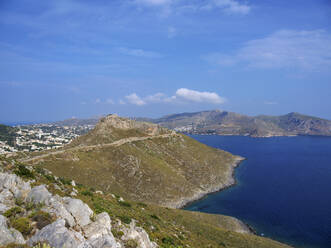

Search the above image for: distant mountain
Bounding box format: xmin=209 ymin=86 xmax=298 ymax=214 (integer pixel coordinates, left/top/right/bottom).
xmin=149 ymin=110 xmax=331 ymax=137
xmin=53 ymin=117 xmax=100 ymax=126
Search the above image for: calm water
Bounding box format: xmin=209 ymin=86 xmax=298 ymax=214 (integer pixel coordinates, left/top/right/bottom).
xmin=185 ymin=135 xmax=331 ymax=248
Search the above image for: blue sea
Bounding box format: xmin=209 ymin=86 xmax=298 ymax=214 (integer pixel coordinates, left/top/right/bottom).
xmin=185 ymin=135 xmax=331 ymax=248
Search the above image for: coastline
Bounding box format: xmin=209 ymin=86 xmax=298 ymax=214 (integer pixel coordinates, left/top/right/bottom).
xmin=177 ymin=155 xmax=245 ymax=209
xmin=172 ymin=155 xmax=255 ymax=234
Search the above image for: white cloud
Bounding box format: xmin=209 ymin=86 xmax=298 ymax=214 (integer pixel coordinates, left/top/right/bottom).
xmin=205 ymin=29 xmax=331 ymax=71
xmin=264 ymin=101 xmax=278 ymax=105
xmin=125 ymin=88 xmax=225 ymax=106
xmin=175 ymin=88 xmax=226 ymax=104
xmin=125 ymin=93 xmax=146 ymax=106
xmin=213 ymin=0 xmax=251 ymax=15
xmin=95 ymin=98 xmax=101 ymax=104
xmin=136 ymin=0 xmax=172 ymax=6
xmin=117 ymin=47 xmax=162 ymax=58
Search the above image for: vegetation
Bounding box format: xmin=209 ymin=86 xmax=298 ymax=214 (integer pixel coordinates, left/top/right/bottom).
xmin=0 ymin=124 xmax=18 ymax=147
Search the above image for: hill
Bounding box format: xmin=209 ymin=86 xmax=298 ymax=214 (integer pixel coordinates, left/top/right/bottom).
xmin=150 ymin=110 xmax=331 ymax=137
xmin=0 ymin=124 xmax=18 ymax=147
xmin=0 ymin=159 xmax=291 ymax=248
xmin=21 ymin=114 xmax=244 ymax=209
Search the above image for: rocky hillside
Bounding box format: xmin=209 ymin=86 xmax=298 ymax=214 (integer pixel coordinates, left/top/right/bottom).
xmin=19 ymin=115 xmax=244 ymax=209
xmin=150 ymin=110 xmax=331 ymax=137
xmin=0 ymin=158 xmax=291 ymax=248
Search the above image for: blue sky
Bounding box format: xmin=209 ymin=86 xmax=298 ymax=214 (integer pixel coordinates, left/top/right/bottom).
xmin=1 ymin=0 xmax=331 ymax=123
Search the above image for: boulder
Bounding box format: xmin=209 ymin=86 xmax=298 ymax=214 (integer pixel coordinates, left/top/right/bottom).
xmin=27 ymin=185 xmax=52 ymax=204
xmin=88 ymin=235 xmax=120 ymax=248
xmin=0 ymin=173 xmax=31 ymax=200
xmin=83 ymin=212 xmax=112 ymax=240
xmin=0 ymin=188 xmax=14 ymax=205
xmin=122 ymin=220 xmax=157 ymax=248
xmin=0 ymin=215 xmax=25 ymax=246
xmin=0 ymin=203 xmax=10 ymax=214
xmin=63 ymin=197 xmax=93 ymax=227
xmin=28 ymin=219 xmax=86 ymax=248
xmin=43 ymin=195 xmax=76 ymax=227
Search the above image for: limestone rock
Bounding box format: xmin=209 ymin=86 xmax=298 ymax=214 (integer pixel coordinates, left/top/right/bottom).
xmin=63 ymin=197 xmax=93 ymax=227
xmin=43 ymin=195 xmax=76 ymax=227
xmin=122 ymin=220 xmax=157 ymax=248
xmin=83 ymin=212 xmax=112 ymax=240
xmin=28 ymin=219 xmax=85 ymax=248
xmin=88 ymin=235 xmax=120 ymax=248
xmin=0 ymin=215 xmax=25 ymax=246
xmin=27 ymin=185 xmax=52 ymax=204
xmin=0 ymin=172 xmax=31 ymax=201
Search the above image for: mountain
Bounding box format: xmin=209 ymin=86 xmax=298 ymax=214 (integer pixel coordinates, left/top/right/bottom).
xmin=22 ymin=114 xmax=244 ymax=209
xmin=150 ymin=110 xmax=331 ymax=137
xmin=53 ymin=116 xmax=100 ymax=126
xmin=1 ymin=115 xmax=292 ymax=247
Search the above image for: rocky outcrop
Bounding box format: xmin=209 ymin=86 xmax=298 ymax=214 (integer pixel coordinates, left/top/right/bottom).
xmin=0 ymin=171 xmax=158 ymax=248
xmin=0 ymin=215 xmax=25 ymax=246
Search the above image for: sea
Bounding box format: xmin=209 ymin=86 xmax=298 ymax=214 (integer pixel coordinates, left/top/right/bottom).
xmin=185 ymin=135 xmax=331 ymax=248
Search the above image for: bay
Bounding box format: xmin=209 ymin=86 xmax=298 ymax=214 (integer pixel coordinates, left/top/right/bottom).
xmin=185 ymin=135 xmax=331 ymax=248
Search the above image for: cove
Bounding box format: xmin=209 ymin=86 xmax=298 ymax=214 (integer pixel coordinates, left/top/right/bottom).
xmin=185 ymin=135 xmax=331 ymax=248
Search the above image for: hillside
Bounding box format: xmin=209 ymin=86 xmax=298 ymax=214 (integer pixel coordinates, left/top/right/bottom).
xmin=0 ymin=159 xmax=291 ymax=248
xmin=150 ymin=110 xmax=331 ymax=137
xmin=0 ymin=124 xmax=18 ymax=147
xmin=21 ymin=114 xmax=244 ymax=209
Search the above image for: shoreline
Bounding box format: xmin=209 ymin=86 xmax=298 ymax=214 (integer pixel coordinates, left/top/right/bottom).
xmin=176 ymin=155 xmax=257 ymax=234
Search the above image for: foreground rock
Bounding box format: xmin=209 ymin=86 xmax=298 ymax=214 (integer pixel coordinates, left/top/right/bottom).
xmin=0 ymin=171 xmax=158 ymax=248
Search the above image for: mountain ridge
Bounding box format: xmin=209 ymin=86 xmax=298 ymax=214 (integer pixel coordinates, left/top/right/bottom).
xmin=147 ymin=110 xmax=331 ymax=137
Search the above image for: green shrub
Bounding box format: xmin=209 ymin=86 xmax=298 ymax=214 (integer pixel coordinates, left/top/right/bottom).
xmin=30 ymin=211 xmax=53 ymax=229
xmin=14 ymin=164 xmax=34 ymax=179
xmin=111 ymin=229 xmax=124 ymax=239
xmin=150 ymin=214 xmax=160 ymax=220
xmin=4 ymin=206 xmax=23 ymax=218
xmin=119 ymin=215 xmax=131 ymax=224
xmin=162 ymin=236 xmax=175 ymax=245
xmin=59 ymin=177 xmax=71 ymax=185
xmin=12 ymin=217 xmax=32 ymax=236
xmin=81 ymin=190 xmax=93 ymax=197
xmin=119 ymin=200 xmax=131 ymax=208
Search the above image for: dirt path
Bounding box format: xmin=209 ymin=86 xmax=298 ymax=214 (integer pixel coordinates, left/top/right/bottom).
xmin=20 ymin=133 xmax=177 ymax=163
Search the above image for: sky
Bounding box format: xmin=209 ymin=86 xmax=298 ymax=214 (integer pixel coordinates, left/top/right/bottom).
xmin=1 ymin=0 xmax=331 ymax=123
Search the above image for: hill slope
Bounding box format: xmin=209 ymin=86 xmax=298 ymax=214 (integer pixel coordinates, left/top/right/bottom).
xmin=22 ymin=114 xmax=243 ymax=209
xmin=150 ymin=110 xmax=331 ymax=137
xmin=0 ymin=124 xmax=18 ymax=147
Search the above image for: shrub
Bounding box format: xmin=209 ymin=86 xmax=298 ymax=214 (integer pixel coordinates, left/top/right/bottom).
xmin=59 ymin=177 xmax=71 ymax=185
xmin=119 ymin=200 xmax=131 ymax=208
xmin=14 ymin=164 xmax=35 ymax=179
xmin=111 ymin=229 xmax=124 ymax=239
xmin=30 ymin=211 xmax=53 ymax=229
xmin=4 ymin=206 xmax=23 ymax=218
xmin=81 ymin=190 xmax=93 ymax=197
xmin=162 ymin=236 xmax=175 ymax=245
xmin=12 ymin=217 xmax=32 ymax=236
xmin=150 ymin=214 xmax=160 ymax=220
xmin=125 ymin=239 xmax=138 ymax=248
xmin=119 ymin=215 xmax=131 ymax=224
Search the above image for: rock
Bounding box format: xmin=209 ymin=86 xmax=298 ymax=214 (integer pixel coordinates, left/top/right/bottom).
xmin=88 ymin=235 xmax=120 ymax=248
xmin=0 ymin=203 xmax=10 ymax=214
xmin=28 ymin=219 xmax=85 ymax=248
xmin=122 ymin=220 xmax=157 ymax=248
xmin=0 ymin=188 xmax=14 ymax=205
xmin=72 ymin=180 xmax=76 ymax=187
xmin=27 ymin=185 xmax=52 ymax=204
xmin=43 ymin=195 xmax=76 ymax=227
xmin=0 ymin=172 xmax=31 ymax=200
xmin=83 ymin=212 xmax=112 ymax=240
xmin=0 ymin=215 xmax=25 ymax=246
xmin=63 ymin=197 xmax=93 ymax=227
